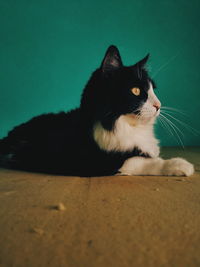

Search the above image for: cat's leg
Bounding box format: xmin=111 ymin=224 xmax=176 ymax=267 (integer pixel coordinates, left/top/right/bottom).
xmin=118 ymin=157 xmax=194 ymax=177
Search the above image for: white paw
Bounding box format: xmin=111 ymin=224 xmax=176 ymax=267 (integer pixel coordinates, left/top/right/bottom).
xmin=162 ymin=158 xmax=194 ymax=177
xmin=143 ymin=144 xmax=160 ymax=158
xmin=150 ymin=145 xmax=160 ymax=158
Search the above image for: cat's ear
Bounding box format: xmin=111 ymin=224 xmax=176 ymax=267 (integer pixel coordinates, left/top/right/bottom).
xmin=135 ymin=54 xmax=150 ymax=70
xmin=101 ymin=45 xmax=123 ymax=72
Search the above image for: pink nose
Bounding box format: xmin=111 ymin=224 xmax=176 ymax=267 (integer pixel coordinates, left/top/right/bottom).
xmin=153 ymin=102 xmax=161 ymax=111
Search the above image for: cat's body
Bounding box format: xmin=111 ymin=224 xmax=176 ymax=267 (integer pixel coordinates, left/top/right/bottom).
xmin=0 ymin=109 xmax=145 ymax=176
xmin=0 ymin=46 xmax=194 ymax=177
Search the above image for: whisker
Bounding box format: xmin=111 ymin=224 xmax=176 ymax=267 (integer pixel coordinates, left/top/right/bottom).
xmin=160 ymin=114 xmax=184 ymax=137
xmin=161 ymin=110 xmax=200 ymax=136
xmin=158 ymin=116 xmax=179 ymax=145
xmin=152 ymin=53 xmax=180 ymax=78
xmin=161 ymin=106 xmax=187 ymax=116
xmin=158 ymin=116 xmax=171 ymax=134
xmin=159 ymin=113 xmax=185 ymax=148
xmin=152 ymin=38 xmax=197 ymax=78
xmin=104 ymin=111 xmax=113 ymax=118
xmin=137 ymin=65 xmax=142 ymax=80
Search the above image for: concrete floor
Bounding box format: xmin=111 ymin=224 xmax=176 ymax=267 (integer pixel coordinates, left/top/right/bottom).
xmin=0 ymin=147 xmax=200 ymax=267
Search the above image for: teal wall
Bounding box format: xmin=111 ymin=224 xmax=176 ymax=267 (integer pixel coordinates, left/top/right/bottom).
xmin=0 ymin=0 xmax=200 ymax=146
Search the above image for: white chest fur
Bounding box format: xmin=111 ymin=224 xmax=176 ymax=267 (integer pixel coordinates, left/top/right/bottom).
xmin=93 ymin=115 xmax=160 ymax=158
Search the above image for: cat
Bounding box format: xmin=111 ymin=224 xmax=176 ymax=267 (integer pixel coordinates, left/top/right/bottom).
xmin=0 ymin=45 xmax=194 ymax=177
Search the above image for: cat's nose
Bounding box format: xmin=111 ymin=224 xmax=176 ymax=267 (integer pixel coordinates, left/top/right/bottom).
xmin=153 ymin=102 xmax=161 ymax=111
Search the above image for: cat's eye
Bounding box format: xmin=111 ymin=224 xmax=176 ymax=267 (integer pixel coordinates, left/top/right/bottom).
xmin=131 ymin=87 xmax=140 ymax=96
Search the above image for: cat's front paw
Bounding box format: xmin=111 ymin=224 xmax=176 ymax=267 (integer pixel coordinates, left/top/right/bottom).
xmin=162 ymin=158 xmax=194 ymax=177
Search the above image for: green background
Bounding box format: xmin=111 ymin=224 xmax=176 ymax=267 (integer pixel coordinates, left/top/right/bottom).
xmin=0 ymin=0 xmax=200 ymax=146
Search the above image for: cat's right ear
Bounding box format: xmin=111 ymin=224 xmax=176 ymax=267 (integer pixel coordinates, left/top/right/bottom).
xmin=101 ymin=45 xmax=123 ymax=72
xmin=135 ymin=54 xmax=150 ymax=70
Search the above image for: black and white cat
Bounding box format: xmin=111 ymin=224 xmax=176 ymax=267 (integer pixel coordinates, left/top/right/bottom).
xmin=0 ymin=46 xmax=194 ymax=177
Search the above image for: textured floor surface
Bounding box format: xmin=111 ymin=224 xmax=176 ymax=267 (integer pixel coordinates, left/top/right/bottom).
xmin=0 ymin=147 xmax=200 ymax=267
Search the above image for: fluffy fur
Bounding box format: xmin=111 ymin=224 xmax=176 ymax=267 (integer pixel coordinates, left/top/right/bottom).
xmin=0 ymin=45 xmax=194 ymax=177
xmin=93 ymin=117 xmax=159 ymax=157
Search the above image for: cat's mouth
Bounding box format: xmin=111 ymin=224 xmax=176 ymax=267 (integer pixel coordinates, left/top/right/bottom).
xmin=125 ymin=107 xmax=160 ymax=125
xmin=137 ymin=108 xmax=160 ymax=117
xmin=139 ymin=103 xmax=161 ymax=119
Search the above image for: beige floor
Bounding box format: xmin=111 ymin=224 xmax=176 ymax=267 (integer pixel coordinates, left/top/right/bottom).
xmin=0 ymin=147 xmax=200 ymax=267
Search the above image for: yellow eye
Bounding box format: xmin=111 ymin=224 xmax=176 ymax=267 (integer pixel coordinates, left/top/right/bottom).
xmin=131 ymin=87 xmax=140 ymax=96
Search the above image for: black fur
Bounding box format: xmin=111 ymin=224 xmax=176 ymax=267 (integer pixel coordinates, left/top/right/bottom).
xmin=0 ymin=46 xmax=153 ymax=176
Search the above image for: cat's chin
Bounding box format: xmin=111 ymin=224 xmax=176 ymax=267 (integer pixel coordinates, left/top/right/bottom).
xmin=123 ymin=113 xmax=156 ymax=126
xmin=140 ymin=110 xmax=160 ymax=124
xmin=139 ymin=116 xmax=156 ymax=125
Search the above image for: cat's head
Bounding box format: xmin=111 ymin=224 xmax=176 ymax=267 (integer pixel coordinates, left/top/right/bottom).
xmin=81 ymin=45 xmax=161 ymax=130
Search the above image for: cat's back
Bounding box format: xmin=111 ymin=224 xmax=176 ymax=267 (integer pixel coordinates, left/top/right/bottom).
xmin=0 ymin=108 xmax=88 ymax=172
xmin=0 ymin=108 xmax=83 ymax=155
xmin=8 ymin=108 xmax=81 ymax=138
